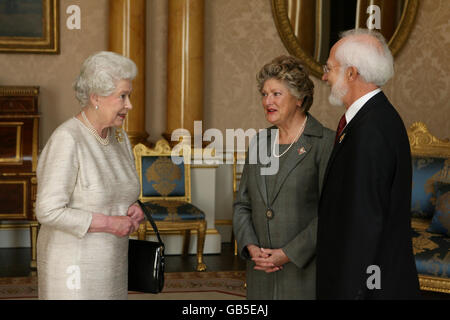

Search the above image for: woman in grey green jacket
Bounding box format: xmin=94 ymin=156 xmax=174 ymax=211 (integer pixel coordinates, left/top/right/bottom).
xmin=233 ymin=55 xmax=334 ymax=299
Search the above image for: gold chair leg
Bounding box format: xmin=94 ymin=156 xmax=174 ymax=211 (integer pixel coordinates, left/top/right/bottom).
xmin=182 ymin=230 xmax=191 ymax=257
xmin=195 ymin=221 xmax=207 ymax=271
xmin=137 ymin=222 xmax=147 ymax=240
xmin=230 ymin=228 xmax=238 ymax=256
xmin=29 ymin=222 xmax=39 ymax=270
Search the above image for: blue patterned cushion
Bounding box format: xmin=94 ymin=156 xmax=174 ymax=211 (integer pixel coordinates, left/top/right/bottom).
xmin=412 ymin=229 xmax=450 ymax=278
xmin=143 ymin=200 xmax=205 ymax=221
xmin=141 ymin=156 xmax=185 ymax=197
xmin=411 ymin=157 xmax=446 ymax=218
xmin=427 ymin=182 xmax=450 ymax=236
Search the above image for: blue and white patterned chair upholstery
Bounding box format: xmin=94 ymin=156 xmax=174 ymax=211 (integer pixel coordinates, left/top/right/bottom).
xmin=411 ymin=157 xmax=447 ymax=219
xmin=408 ymin=122 xmax=450 ymax=294
xmin=412 ymin=229 xmax=450 ymax=280
xmin=133 ymin=139 xmax=207 ymax=271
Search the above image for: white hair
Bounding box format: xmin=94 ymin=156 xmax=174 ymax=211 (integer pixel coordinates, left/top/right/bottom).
xmin=335 ymin=28 xmax=394 ymax=86
xmin=73 ymin=51 xmax=137 ymax=106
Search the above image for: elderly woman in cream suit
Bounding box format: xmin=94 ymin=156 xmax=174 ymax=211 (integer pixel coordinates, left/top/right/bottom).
xmin=233 ymin=56 xmax=334 ymax=299
xmin=36 ymin=52 xmax=145 ymax=299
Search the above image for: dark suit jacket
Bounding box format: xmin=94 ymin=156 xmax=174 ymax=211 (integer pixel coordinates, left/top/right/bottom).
xmin=316 ymin=92 xmax=420 ymax=299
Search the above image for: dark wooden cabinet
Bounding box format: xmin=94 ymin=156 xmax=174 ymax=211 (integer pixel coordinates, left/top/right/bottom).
xmin=0 ymin=86 xmax=40 ymax=269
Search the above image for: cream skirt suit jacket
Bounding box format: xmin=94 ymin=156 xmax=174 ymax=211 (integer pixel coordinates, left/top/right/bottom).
xmin=36 ymin=117 xmax=140 ymax=299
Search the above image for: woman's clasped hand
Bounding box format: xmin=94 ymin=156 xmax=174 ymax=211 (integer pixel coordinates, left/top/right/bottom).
xmin=247 ymin=244 xmax=290 ymax=273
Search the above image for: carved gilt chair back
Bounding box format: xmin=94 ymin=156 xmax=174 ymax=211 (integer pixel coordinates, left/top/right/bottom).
xmin=133 ymin=139 xmax=207 ymax=271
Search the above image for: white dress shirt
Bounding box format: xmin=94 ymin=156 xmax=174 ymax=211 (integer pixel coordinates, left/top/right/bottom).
xmin=345 ymin=88 xmax=382 ymax=126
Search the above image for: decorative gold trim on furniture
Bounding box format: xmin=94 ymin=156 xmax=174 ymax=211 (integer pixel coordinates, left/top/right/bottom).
xmin=408 ymin=122 xmax=450 ymax=158
xmin=0 ymin=115 xmax=40 ymax=119
xmin=408 ymin=121 xmax=450 ymax=294
xmin=134 ymin=139 xmax=207 ymax=271
xmin=411 ymin=218 xmax=431 ymax=231
xmin=191 ymin=165 xmax=219 ymax=169
xmin=0 ymin=87 xmax=40 ymax=97
xmin=0 ymin=85 xmax=39 ymax=271
xmin=132 ymin=228 xmax=219 ymax=237
xmin=0 ymin=222 xmax=31 ymax=230
xmin=215 ymin=219 xmax=232 ymax=226
xmin=419 ymin=275 xmax=450 ymax=294
xmin=271 ymin=0 xmax=419 ymax=78
xmin=32 ymin=118 xmax=39 ymax=172
xmin=29 ymin=221 xmax=39 ymax=269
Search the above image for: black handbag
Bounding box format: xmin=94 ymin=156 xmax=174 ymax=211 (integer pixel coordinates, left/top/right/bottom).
xmin=128 ymin=200 xmax=165 ymax=293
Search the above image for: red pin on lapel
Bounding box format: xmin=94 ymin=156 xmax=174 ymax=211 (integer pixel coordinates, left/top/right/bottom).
xmin=298 ymin=147 xmax=306 ymax=155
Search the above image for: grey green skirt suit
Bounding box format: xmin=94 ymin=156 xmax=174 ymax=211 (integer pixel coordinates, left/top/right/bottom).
xmin=233 ymin=114 xmax=334 ymax=299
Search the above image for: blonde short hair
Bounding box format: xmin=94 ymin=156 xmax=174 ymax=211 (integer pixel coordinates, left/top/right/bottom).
xmin=256 ymin=55 xmax=314 ymax=112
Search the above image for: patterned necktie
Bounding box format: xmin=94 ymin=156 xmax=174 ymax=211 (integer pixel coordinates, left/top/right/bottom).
xmin=335 ymin=114 xmax=347 ymax=144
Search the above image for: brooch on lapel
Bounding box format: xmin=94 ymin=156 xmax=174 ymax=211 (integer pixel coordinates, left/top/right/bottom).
xmin=297 ymin=147 xmax=307 ymax=155
xmin=115 ymin=128 xmax=124 ymax=143
xmin=339 ymin=133 xmax=346 ymax=144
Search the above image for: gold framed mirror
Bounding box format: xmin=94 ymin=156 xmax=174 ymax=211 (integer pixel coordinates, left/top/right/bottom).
xmin=272 ymin=0 xmax=419 ymax=78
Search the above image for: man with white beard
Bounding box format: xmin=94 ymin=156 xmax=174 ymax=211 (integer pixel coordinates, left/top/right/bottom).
xmin=316 ymin=28 xmax=420 ymax=300
xmin=327 ymin=66 xmax=348 ymax=108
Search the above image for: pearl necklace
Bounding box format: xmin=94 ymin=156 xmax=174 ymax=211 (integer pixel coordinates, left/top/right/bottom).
xmin=272 ymin=115 xmax=308 ymax=158
xmin=81 ymin=111 xmax=110 ymax=146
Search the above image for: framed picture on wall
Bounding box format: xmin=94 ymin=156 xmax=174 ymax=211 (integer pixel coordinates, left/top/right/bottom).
xmin=0 ymin=0 xmax=59 ymax=54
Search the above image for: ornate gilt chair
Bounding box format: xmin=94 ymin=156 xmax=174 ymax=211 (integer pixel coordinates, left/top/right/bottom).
xmin=408 ymin=122 xmax=450 ymax=294
xmin=133 ymin=139 xmax=207 ymax=271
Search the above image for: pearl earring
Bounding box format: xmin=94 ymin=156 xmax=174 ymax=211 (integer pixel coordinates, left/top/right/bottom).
xmin=95 ymin=105 xmax=99 ymax=110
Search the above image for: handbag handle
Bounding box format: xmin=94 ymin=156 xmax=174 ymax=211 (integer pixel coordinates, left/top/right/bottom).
xmin=136 ymin=200 xmax=164 ymax=246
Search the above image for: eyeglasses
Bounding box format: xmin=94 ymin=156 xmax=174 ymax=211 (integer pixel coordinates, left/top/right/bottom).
xmin=323 ymin=63 xmax=344 ymax=74
xmin=323 ymin=64 xmax=354 ymax=75
xmin=322 ymin=64 xmax=359 ymax=74
xmin=323 ymin=64 xmax=341 ymax=74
